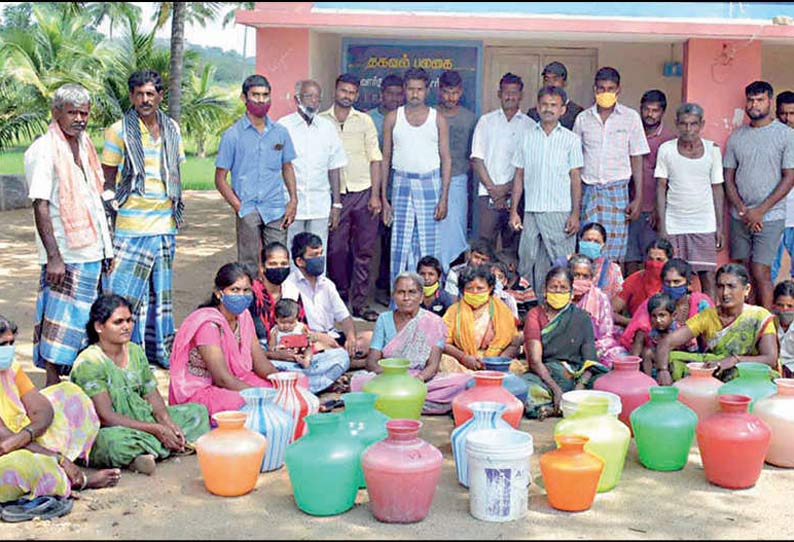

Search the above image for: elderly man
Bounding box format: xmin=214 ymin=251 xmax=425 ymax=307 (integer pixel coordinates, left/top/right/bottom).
xmin=527 ymin=61 xmax=584 ymax=130
xmin=102 ymin=69 xmax=185 ymax=369
xmin=278 ymin=80 xmax=347 ymax=273
xmin=321 ymin=73 xmax=383 ymax=322
xmin=26 ymin=84 xmax=114 ymax=385
xmin=215 ymin=74 xmax=298 ymax=274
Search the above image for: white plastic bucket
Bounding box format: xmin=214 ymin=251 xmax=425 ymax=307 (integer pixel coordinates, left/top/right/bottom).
xmin=466 ymin=429 xmax=534 ymax=522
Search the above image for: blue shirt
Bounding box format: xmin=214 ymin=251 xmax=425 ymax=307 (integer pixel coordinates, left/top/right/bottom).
xmin=215 ymin=115 xmax=297 ymax=224
xmin=368 ymin=108 xmax=386 ymax=148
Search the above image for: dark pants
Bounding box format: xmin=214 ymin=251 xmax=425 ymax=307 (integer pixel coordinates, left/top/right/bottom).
xmin=376 ymin=223 xmax=392 ymax=292
xmin=236 ymin=211 xmax=286 ymax=276
xmin=477 ymin=195 xmax=520 ymax=256
xmin=327 ymin=188 xmax=379 ymax=312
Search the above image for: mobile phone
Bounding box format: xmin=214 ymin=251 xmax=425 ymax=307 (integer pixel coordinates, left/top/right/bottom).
xmin=279 ymin=334 xmax=308 ymax=349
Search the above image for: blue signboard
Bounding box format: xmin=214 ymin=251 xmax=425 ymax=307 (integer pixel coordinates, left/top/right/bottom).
xmin=341 ymin=38 xmax=483 ymax=115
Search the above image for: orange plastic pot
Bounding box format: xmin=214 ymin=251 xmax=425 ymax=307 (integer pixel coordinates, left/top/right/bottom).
xmin=540 ymin=434 xmax=604 ymax=512
xmin=196 ymin=411 xmax=267 ymax=497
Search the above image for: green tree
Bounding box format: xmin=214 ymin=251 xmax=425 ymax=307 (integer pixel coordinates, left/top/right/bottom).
xmin=87 ymin=2 xmax=142 ymax=40
xmin=222 ymin=2 xmax=255 ymax=78
xmin=1 ymin=2 xmax=33 ymax=31
xmin=180 ymin=64 xmax=234 ymax=158
xmin=0 ymin=78 xmax=48 ymax=151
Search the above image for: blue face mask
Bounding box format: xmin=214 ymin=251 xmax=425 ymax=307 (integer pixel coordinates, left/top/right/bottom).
xmin=579 ymin=240 xmax=602 ymax=260
xmin=304 ymin=256 xmax=325 ymax=277
xmin=662 ymin=284 xmax=688 ymax=301
xmin=0 ymin=344 xmax=15 ymax=371
xmin=221 ymin=294 xmax=253 ymax=315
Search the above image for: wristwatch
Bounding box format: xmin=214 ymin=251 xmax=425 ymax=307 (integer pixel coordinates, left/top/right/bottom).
xmin=331 ymin=203 xmax=343 ymax=209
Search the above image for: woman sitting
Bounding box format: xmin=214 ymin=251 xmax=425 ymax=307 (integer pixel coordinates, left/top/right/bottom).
xmin=169 ymin=263 xmax=278 ymax=415
xmin=622 ymin=259 xmax=713 ymax=378
xmin=577 ymin=222 xmax=624 ymax=300
xmin=520 ymin=267 xmax=608 ymax=419
xmin=774 ymin=280 xmax=794 ymax=378
xmin=0 ymin=315 xmax=120 ymax=503
xmin=70 ymin=295 xmax=210 ymax=476
xmin=655 ymin=263 xmax=778 ymax=386
xmin=611 ymin=238 xmax=673 ymax=326
xmin=440 ymin=265 xmax=520 ymax=373
xmin=569 ymin=254 xmax=627 ymax=366
xmin=352 ymin=272 xmax=471 ymax=414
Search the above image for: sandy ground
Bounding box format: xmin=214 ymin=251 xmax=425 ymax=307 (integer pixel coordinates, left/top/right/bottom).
xmin=1 ymin=191 xmax=793 ymax=539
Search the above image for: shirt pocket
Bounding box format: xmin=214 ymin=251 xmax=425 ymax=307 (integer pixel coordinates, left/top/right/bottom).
xmin=608 ymin=127 xmax=630 ymax=150
xmin=260 ymin=139 xmax=283 ymax=170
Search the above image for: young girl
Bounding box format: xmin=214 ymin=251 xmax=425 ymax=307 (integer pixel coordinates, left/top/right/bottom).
xmin=269 ymin=299 xmax=338 ymax=368
xmin=774 ymin=280 xmax=794 ymax=378
xmin=490 ymin=261 xmax=519 ymax=320
xmin=631 ymin=293 xmax=679 ymax=375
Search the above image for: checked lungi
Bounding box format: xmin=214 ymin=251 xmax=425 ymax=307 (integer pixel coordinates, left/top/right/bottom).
xmin=389 ymin=169 xmax=441 ymax=288
xmin=108 ymin=234 xmax=175 ymax=368
xmin=581 ymin=179 xmax=630 ymax=262
xmin=33 ymin=261 xmax=104 ymax=372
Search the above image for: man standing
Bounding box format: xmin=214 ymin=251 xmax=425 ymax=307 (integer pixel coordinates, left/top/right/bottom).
xmin=381 ymin=67 xmax=452 ymax=287
xmin=624 ymin=90 xmax=676 ymax=276
xmin=102 ymin=69 xmax=184 ymax=368
xmin=510 ymin=86 xmax=584 ymax=292
xmin=369 ymin=74 xmax=405 ymax=147
xmin=527 ymin=62 xmax=584 ymax=130
xmin=655 ymin=103 xmax=725 ymax=301
xmin=436 ymin=69 xmax=477 ymax=272
xmin=771 ymin=90 xmax=794 ymax=282
xmin=278 ymin=80 xmax=347 ymax=269
xmin=215 ymin=74 xmax=298 ymax=274
xmin=27 ymin=84 xmax=114 ymax=385
xmin=574 ymin=67 xmax=650 ymax=263
xmin=724 ymin=81 xmax=794 ymax=309
xmin=471 ymin=73 xmax=535 ymax=258
xmin=321 ymin=73 xmax=383 ymax=322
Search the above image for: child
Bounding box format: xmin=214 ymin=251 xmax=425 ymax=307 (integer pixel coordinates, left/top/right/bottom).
xmin=269 ymin=299 xmax=339 ymax=368
xmin=417 ymin=255 xmax=455 ymax=317
xmin=631 ymin=293 xmax=679 ymax=375
xmin=774 ymin=280 xmax=794 ymax=378
xmin=490 ymin=261 xmax=519 ymax=320
xmin=496 ymin=251 xmax=537 ymax=318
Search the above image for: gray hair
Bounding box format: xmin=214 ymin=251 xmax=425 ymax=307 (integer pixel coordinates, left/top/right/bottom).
xmin=569 ymin=254 xmax=595 ymax=274
xmin=675 ymin=102 xmax=704 ymax=122
xmin=52 ymin=84 xmax=91 ymax=111
xmin=294 ymin=79 xmax=321 ymax=99
xmin=0 ymin=315 xmax=18 ymax=336
xmin=393 ymin=271 xmax=423 ymax=294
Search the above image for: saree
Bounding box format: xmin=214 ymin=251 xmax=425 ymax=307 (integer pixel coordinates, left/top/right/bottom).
xmin=575 ymin=285 xmax=627 ymax=367
xmin=620 ymin=291 xmax=713 ymax=352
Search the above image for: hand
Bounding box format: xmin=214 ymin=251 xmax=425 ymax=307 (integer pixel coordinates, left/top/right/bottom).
xmin=743 ymin=207 xmax=764 ymax=229
xmin=509 ymin=210 xmax=523 ymax=232
xmin=345 ymin=335 xmax=357 ymax=359
xmin=368 ymin=194 xmax=382 ymax=218
xmin=102 ymin=258 xmax=116 ymax=275
xmin=716 ymin=231 xmax=725 ymax=251
xmin=46 ymin=256 xmax=66 ymax=287
xmin=550 ymin=383 xmax=564 ymax=413
xmin=625 ymin=198 xmax=641 ymax=221
xmin=658 ymin=225 xmax=668 ymax=240
xmin=656 ymin=368 xmax=673 ymax=386
xmin=282 ymin=199 xmax=297 ymax=229
xmin=648 ymin=211 xmax=659 ymax=231
xmin=704 ymin=357 xmax=735 ymax=379
xmin=564 ymin=213 xmax=579 ymax=236
xmin=154 ymin=424 xmax=184 ymax=452
xmin=329 ymin=207 xmax=341 ymax=231
xmin=231 ymin=199 xmax=241 ymax=214
xmin=381 ymin=201 xmax=393 ymax=227
xmin=0 ymin=432 xmax=27 ymax=456
xmin=751 ymin=221 xmax=763 ymax=233
xmin=461 ymin=354 xmax=483 ymax=371
xmin=434 ymin=197 xmax=448 ymax=221
xmin=165 ymin=421 xmax=186 ymax=447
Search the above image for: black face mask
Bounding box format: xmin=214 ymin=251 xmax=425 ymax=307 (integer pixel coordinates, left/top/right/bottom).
xmin=264 ymin=266 xmax=290 ymax=285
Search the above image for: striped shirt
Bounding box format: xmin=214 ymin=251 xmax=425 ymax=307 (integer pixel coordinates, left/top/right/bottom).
xmin=101 ymin=118 xmax=185 ymax=236
xmin=573 ymin=103 xmax=649 ymax=185
xmin=511 ymin=122 xmax=583 ymax=213
xmin=470 ymin=108 xmax=536 ymax=194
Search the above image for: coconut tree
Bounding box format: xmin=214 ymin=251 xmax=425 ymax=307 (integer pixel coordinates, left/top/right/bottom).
xmin=180 ymin=64 xmax=235 ymax=158
xmin=87 ymin=2 xmax=142 ymax=40
xmin=0 ymin=78 xmax=48 ymax=151
xmin=222 ymin=2 xmax=255 ymax=78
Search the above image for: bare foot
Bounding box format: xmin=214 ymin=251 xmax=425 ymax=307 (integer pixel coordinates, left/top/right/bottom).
xmin=85 ymin=468 xmax=122 ymax=489
xmin=129 ymin=454 xmax=156 ymax=476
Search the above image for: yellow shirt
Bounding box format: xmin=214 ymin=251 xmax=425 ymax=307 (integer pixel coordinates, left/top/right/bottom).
xmin=686 ymin=306 xmax=776 ymax=342
xmin=101 ymin=118 xmax=185 ymax=236
xmin=320 ymin=106 xmax=382 ymax=193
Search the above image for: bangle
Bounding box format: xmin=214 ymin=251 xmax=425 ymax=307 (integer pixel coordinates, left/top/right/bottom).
xmin=331 ymin=202 xmax=343 ymax=209
xmin=22 ymin=426 xmax=35 ymax=443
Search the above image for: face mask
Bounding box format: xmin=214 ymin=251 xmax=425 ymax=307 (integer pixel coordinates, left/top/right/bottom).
xmin=264 ymin=266 xmax=290 ymax=285
xmin=304 ymin=256 xmax=325 ymax=277
xmin=246 ymin=100 xmax=271 ymax=118
xmin=595 ymin=91 xmax=618 ymax=109
xmin=423 ymin=282 xmax=439 ymax=297
xmin=0 ymin=344 xmax=14 ymax=371
xmin=298 ymin=103 xmax=316 ymax=120
xmin=221 ymin=294 xmax=253 ymax=315
xmin=545 ymin=292 xmax=571 ymax=310
xmin=573 ymin=279 xmax=593 ymax=297
xmin=776 ymin=310 xmax=794 ymax=327
xmin=662 ymin=283 xmax=688 ymax=301
xmin=494 ymin=280 xmax=505 ymax=294
xmin=579 ymin=240 xmax=602 ymax=260
xmin=463 ymin=291 xmax=490 ymax=309
xmin=645 ymin=258 xmax=666 ymax=275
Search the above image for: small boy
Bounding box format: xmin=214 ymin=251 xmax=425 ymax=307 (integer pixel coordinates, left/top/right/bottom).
xmin=417 ymin=256 xmax=455 ymax=317
xmin=270 ymin=299 xmax=313 ymax=368
xmin=490 ymin=261 xmax=519 ymax=319
xmin=632 ymin=293 xmax=679 ymax=375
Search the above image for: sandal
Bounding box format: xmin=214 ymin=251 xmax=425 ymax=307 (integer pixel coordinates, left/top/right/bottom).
xmin=172 ymin=442 xmax=197 ymax=457
xmin=1 ymin=496 xmax=73 ymax=523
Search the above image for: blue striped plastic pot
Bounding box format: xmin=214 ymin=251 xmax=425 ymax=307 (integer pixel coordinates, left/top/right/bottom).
xmin=451 ymin=401 xmax=513 ymax=487
xmin=240 ymin=387 xmax=295 ymax=472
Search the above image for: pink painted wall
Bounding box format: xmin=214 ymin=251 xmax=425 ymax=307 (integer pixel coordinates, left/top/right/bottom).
xmin=255 ymin=27 xmax=310 ymax=120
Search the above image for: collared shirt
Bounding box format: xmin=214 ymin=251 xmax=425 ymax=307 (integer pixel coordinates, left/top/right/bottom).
xmin=511 ymin=122 xmax=583 ymax=213
xmin=215 ymin=114 xmax=296 ymax=224
xmin=470 ymin=108 xmax=535 ymax=195
xmin=573 ymin=103 xmax=650 ymax=185
xmin=368 ymin=108 xmax=386 ymax=149
xmin=320 ymin=106 xmax=382 ymax=194
xmin=277 ymin=112 xmax=348 ymax=220
xmin=285 ymin=270 xmax=350 ymax=334
xmin=640 ymin=123 xmax=676 ymax=212
xmin=26 ymin=134 xmax=114 ymax=264
xmin=102 ymin=118 xmax=185 ymax=236
xmin=527 ymin=100 xmax=584 ymax=130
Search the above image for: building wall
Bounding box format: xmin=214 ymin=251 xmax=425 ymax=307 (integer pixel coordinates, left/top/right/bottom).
xmin=309 ymin=32 xmax=343 ymax=111
xmin=763 ymin=44 xmax=794 ymax=96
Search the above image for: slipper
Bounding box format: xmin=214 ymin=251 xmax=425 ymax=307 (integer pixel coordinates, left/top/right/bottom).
xmin=319 ymin=399 xmax=344 ymax=412
xmin=1 ymin=496 xmax=73 ymax=523
xmin=172 ymin=442 xmax=197 ymax=457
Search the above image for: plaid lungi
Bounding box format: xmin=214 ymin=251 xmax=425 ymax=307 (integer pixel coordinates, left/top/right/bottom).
xmin=34 ymin=261 xmax=103 ymax=370
xmin=108 ymin=234 xmax=175 ymax=368
xmin=390 ymin=169 xmax=441 ymax=288
xmin=581 ymin=179 xmax=630 ymax=261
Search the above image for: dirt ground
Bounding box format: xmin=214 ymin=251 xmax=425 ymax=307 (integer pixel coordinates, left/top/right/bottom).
xmin=1 ymin=191 xmax=793 ymax=540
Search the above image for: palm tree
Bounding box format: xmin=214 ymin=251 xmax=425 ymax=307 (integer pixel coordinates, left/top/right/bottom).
xmin=87 ymin=2 xmax=142 ymax=40
xmin=0 ymin=78 xmax=48 ymax=151
xmin=180 ymin=64 xmax=235 ymax=158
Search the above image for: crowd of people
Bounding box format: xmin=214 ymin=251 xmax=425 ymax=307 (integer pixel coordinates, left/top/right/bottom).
xmin=2 ymin=61 xmax=794 ymax=507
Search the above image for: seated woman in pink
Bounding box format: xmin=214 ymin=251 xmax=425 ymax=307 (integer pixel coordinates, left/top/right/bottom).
xmin=169 ymin=263 xmax=278 ymax=417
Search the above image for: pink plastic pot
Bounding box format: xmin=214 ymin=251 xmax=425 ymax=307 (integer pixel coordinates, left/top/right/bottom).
xmin=673 ymin=363 xmax=722 ymax=422
xmin=593 ymin=356 xmax=655 ymax=432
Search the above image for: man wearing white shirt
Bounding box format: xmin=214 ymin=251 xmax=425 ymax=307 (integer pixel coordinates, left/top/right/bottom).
xmin=471 ymin=73 xmax=535 ymax=257
xmin=278 ymin=80 xmax=348 ymax=272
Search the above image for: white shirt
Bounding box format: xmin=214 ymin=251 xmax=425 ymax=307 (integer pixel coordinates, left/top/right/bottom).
xmin=277 ymin=113 xmax=348 ymax=220
xmin=470 ymin=108 xmax=535 ymax=195
xmin=25 ymin=134 xmax=113 ymax=264
xmin=285 ymin=270 xmax=350 ymax=335
xmin=654 ymin=138 xmax=724 ymax=235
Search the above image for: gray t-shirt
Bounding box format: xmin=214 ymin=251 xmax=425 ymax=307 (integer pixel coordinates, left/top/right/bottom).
xmin=445 ymin=107 xmax=477 ymax=177
xmin=723 ymin=120 xmax=794 ymax=222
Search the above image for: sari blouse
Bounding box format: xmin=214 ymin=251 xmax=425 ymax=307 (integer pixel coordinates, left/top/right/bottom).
xmin=0 ymin=362 xmax=37 ymax=433
xmin=524 ymin=304 xmax=598 ymax=369
xmin=443 ymin=297 xmax=517 ymax=358
xmin=685 ymin=304 xmax=776 ymax=357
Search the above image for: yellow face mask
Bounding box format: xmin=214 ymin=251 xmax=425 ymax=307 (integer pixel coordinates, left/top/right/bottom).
xmin=545 ymin=292 xmax=571 ymax=310
xmin=595 ymin=91 xmax=618 ymax=109
xmin=463 ymin=291 xmax=490 ymax=309
xmin=423 ymin=282 xmax=439 ymax=297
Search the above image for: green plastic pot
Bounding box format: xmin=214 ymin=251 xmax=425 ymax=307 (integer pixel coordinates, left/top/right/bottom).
xmin=362 ymin=358 xmax=427 ymax=419
xmin=630 ymin=387 xmax=697 ymax=471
